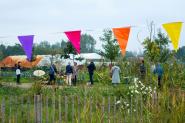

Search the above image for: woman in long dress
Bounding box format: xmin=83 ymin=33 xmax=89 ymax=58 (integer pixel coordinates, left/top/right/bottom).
xmin=111 ymin=64 xmax=121 ymax=85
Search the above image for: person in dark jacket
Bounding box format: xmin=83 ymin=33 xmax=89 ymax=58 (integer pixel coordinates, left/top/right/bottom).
xmin=139 ymin=60 xmax=146 ymax=81
xmin=72 ymin=62 xmax=78 ymax=86
xmin=154 ymin=63 xmax=164 ymax=88
xmin=66 ymin=62 xmax=73 ymax=86
xmin=48 ymin=63 xmax=57 ymax=85
xmin=87 ymin=61 xmax=96 ymax=85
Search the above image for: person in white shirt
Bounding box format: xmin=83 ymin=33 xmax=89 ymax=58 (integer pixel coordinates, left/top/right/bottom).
xmin=15 ymin=62 xmax=21 ymax=84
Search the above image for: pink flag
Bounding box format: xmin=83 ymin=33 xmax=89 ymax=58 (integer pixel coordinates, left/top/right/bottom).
xmin=64 ymin=30 xmax=81 ymax=53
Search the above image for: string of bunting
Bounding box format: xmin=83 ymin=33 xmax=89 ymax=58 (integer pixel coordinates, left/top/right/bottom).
xmin=1 ymin=22 xmax=184 ymax=60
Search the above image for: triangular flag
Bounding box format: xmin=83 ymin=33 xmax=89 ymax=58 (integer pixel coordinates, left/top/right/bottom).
xmin=64 ymin=30 xmax=81 ymax=54
xmin=112 ymin=27 xmax=131 ymax=55
xmin=162 ymin=22 xmax=183 ymax=51
xmin=18 ymin=35 xmax=34 ymax=61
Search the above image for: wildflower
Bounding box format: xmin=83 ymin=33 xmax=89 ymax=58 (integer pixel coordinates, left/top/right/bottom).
xmin=145 ymin=87 xmax=148 ymax=91
xmin=115 ymin=100 xmax=121 ymax=105
xmin=135 ymin=90 xmax=139 ymax=94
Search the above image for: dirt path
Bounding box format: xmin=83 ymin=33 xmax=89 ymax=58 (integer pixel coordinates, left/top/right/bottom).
xmin=1 ymin=82 xmax=33 ymax=89
xmin=1 ymin=82 xmax=84 ymax=89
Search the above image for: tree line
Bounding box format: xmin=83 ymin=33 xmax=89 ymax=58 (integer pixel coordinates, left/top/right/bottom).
xmin=0 ymin=30 xmax=184 ymax=63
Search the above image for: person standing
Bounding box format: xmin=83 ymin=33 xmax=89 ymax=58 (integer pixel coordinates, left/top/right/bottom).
xmin=66 ymin=62 xmax=73 ymax=86
xmin=48 ymin=63 xmax=57 ymax=85
xmin=72 ymin=62 xmax=78 ymax=86
xmin=87 ymin=61 xmax=96 ymax=85
xmin=111 ymin=64 xmax=121 ymax=86
xmin=139 ymin=60 xmax=146 ymax=81
xmin=16 ymin=62 xmax=21 ymax=84
xmin=154 ymin=63 xmax=164 ymax=88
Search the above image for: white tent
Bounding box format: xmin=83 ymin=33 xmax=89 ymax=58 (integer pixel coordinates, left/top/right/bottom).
xmin=37 ymin=53 xmax=104 ymax=66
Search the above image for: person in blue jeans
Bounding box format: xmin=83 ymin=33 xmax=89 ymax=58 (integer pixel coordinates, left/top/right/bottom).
xmin=87 ymin=61 xmax=96 ymax=85
xmin=66 ymin=62 xmax=73 ymax=86
xmin=154 ymin=63 xmax=164 ymax=88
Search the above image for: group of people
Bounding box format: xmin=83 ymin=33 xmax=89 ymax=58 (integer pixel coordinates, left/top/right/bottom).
xmin=14 ymin=59 xmax=164 ymax=88
xmin=48 ymin=61 xmax=96 ymax=86
xmin=139 ymin=60 xmax=164 ymax=88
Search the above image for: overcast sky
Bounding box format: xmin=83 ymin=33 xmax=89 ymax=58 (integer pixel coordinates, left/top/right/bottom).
xmin=0 ymin=0 xmax=184 ymax=52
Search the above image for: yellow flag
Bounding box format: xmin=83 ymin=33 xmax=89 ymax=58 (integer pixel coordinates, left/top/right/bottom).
xmin=162 ymin=22 xmax=183 ymax=51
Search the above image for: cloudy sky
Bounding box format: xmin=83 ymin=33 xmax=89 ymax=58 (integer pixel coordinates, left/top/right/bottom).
xmin=0 ymin=0 xmax=184 ymax=52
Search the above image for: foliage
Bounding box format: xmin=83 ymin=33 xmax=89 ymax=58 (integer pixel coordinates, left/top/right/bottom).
xmin=99 ymin=29 xmax=120 ymax=63
xmin=143 ymin=30 xmax=171 ymax=63
xmin=175 ymin=46 xmax=185 ymax=62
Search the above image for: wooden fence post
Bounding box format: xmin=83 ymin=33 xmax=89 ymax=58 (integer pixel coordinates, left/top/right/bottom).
xmin=72 ymin=96 xmax=74 ymax=123
xmin=21 ymin=96 xmax=24 ymax=123
xmin=1 ymin=97 xmax=5 ymax=123
xmin=140 ymin=95 xmax=143 ymax=123
xmin=34 ymin=95 xmax=36 ymax=123
xmin=27 ymin=96 xmax=30 ymax=123
xmin=9 ymin=96 xmax=12 ymax=123
xmin=101 ymin=97 xmax=105 ymax=123
xmin=15 ymin=96 xmax=18 ymax=123
xmin=34 ymin=95 xmax=41 ymax=123
xmin=77 ymin=96 xmax=80 ymax=123
xmin=59 ymin=95 xmax=62 ymax=123
xmin=46 ymin=96 xmax=49 ymax=123
xmin=65 ymin=96 xmax=68 ymax=123
xmin=89 ymin=97 xmax=92 ymax=123
xmin=108 ymin=96 xmax=110 ymax=123
xmin=52 ymin=95 xmax=55 ymax=123
xmin=113 ymin=96 xmax=116 ymax=123
xmin=130 ymin=96 xmax=132 ymax=123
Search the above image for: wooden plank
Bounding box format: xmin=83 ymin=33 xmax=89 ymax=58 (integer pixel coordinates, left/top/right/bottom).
xmin=15 ymin=96 xmax=18 ymax=123
xmin=65 ymin=96 xmax=68 ymax=123
xmin=41 ymin=95 xmax=42 ymax=123
xmin=34 ymin=95 xmax=36 ymax=123
xmin=27 ymin=96 xmax=30 ymax=123
xmin=52 ymin=95 xmax=55 ymax=123
xmin=108 ymin=96 xmax=110 ymax=123
xmin=140 ymin=95 xmax=143 ymax=123
xmin=9 ymin=96 xmax=12 ymax=123
xmin=59 ymin=95 xmax=62 ymax=123
xmin=90 ymin=97 xmax=92 ymax=123
xmin=113 ymin=97 xmax=116 ymax=123
xmin=130 ymin=96 xmax=132 ymax=123
xmin=72 ymin=96 xmax=74 ymax=123
xmin=21 ymin=96 xmax=24 ymax=123
xmin=77 ymin=96 xmax=80 ymax=123
xmin=1 ymin=97 xmax=5 ymax=123
xmin=46 ymin=96 xmax=49 ymax=123
xmin=101 ymin=97 xmax=105 ymax=123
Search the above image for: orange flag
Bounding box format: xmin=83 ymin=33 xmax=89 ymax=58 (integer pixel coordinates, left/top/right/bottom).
xmin=112 ymin=27 xmax=131 ymax=55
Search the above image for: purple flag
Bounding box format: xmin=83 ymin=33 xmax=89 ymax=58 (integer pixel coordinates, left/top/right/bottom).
xmin=18 ymin=35 xmax=34 ymax=61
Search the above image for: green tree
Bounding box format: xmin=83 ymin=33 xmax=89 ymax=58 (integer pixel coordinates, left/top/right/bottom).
xmin=143 ymin=30 xmax=171 ymax=63
xmin=175 ymin=46 xmax=185 ymax=62
xmin=0 ymin=44 xmax=6 ymax=60
xmin=81 ymin=34 xmax=96 ymax=53
xmin=61 ymin=41 xmax=77 ymax=63
xmin=100 ymin=29 xmax=120 ymax=63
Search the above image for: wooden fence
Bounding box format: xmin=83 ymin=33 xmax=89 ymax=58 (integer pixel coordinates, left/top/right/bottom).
xmin=0 ymin=93 xmax=184 ymax=123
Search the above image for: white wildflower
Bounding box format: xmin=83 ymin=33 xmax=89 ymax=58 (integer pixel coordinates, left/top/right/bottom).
xmin=135 ymin=90 xmax=139 ymax=94
xmin=115 ymin=100 xmax=121 ymax=105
